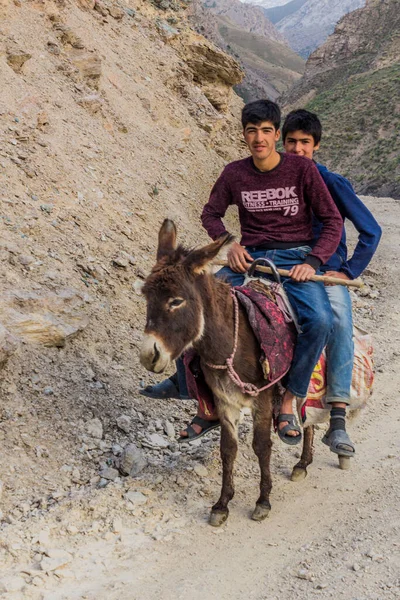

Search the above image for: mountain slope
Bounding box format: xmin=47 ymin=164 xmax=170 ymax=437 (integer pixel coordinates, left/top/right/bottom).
xmin=283 ymin=0 xmax=400 ymax=198
xmin=217 ymin=15 xmax=305 ymax=99
xmin=190 ymin=0 xmax=305 ymax=101
xmin=204 ymin=0 xmax=287 ymax=43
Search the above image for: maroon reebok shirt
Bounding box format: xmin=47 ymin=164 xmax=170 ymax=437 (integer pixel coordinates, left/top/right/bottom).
xmin=201 ymin=153 xmax=342 ymax=266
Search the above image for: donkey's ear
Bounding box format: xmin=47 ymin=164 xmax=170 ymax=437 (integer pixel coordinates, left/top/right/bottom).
xmin=157 ymin=219 xmax=177 ymax=261
xmin=183 ymin=233 xmax=234 ymax=275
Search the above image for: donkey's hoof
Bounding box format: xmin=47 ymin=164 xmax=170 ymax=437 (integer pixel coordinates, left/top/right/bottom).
xmin=291 ymin=467 xmax=308 ymax=482
xmin=209 ymin=510 xmax=228 ymax=527
xmin=338 ymin=455 xmax=351 ymax=470
xmin=251 ymin=503 xmax=271 ymax=522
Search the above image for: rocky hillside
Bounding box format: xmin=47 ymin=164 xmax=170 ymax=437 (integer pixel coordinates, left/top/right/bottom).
xmin=0 ymin=0 xmax=248 ymax=532
xmin=283 ymin=0 xmax=400 ymax=198
xmin=190 ymin=0 xmax=305 ymax=101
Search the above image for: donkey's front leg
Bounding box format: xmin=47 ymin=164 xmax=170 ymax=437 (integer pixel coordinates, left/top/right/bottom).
xmin=291 ymin=424 xmax=314 ymax=481
xmin=251 ymin=391 xmax=273 ymax=522
xmin=210 ymin=405 xmax=240 ymax=527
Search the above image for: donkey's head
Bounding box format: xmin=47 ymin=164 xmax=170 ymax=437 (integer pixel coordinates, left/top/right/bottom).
xmin=140 ymin=219 xmax=232 ymax=373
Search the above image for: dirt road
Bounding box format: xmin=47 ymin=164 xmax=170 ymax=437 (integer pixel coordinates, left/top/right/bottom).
xmin=1 ymin=196 xmax=399 ymax=600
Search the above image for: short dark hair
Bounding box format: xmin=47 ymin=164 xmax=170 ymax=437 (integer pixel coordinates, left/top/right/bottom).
xmin=241 ymin=99 xmax=281 ymax=131
xmin=282 ymin=109 xmax=322 ymax=145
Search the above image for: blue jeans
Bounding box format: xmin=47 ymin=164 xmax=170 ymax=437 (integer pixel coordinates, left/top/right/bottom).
xmin=325 ymin=285 xmax=353 ymax=404
xmin=216 ymin=247 xmax=334 ymax=399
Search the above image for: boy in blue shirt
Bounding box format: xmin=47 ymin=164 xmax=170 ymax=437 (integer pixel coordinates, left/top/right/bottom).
xmin=282 ymin=109 xmax=382 ymax=456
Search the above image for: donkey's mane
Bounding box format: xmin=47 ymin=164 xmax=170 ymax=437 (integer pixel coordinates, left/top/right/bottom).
xmin=144 ymin=244 xmax=200 ymax=294
xmin=150 ymin=243 xmax=204 ymax=274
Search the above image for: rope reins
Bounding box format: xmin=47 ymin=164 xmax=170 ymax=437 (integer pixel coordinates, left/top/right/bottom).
xmin=205 ymin=289 xmax=274 ymax=397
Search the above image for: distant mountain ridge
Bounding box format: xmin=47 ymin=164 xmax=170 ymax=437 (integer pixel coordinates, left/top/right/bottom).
xmin=283 ymin=0 xmax=400 ymax=198
xmin=263 ymin=0 xmax=307 ymax=24
xmin=242 ymin=0 xmax=366 ymax=57
xmin=276 ymin=0 xmax=366 ymax=57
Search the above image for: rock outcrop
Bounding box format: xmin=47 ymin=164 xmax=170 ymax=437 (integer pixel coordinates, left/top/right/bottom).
xmin=171 ymin=31 xmax=243 ymax=111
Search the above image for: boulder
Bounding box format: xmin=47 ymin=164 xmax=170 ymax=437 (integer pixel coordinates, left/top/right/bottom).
xmin=6 ymin=44 xmax=32 ymax=73
xmin=70 ymin=50 xmax=102 ymax=89
xmin=86 ymin=418 xmax=103 ymax=439
xmin=54 ymin=24 xmax=85 ymax=49
xmin=109 ymin=4 xmax=125 ymax=19
xmin=119 ymin=443 xmax=148 ymax=477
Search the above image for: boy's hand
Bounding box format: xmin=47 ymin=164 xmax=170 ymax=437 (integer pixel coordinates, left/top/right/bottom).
xmin=288 ymin=263 xmax=316 ymax=282
xmin=324 ymin=271 xmax=350 ymax=286
xmin=227 ymin=242 xmax=253 ymax=273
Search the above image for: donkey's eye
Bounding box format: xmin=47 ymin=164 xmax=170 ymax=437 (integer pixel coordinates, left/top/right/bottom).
xmin=168 ymin=298 xmax=184 ymax=309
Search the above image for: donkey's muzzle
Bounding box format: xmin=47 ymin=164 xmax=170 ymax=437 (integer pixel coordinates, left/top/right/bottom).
xmin=140 ymin=334 xmax=171 ymax=373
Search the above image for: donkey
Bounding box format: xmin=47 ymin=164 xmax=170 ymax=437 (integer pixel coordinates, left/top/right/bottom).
xmin=140 ymin=219 xmax=306 ymax=526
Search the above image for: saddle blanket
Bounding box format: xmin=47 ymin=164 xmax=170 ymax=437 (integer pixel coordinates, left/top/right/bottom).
xmin=234 ymin=286 xmax=296 ymax=382
xmin=183 ymin=285 xmax=296 ymax=418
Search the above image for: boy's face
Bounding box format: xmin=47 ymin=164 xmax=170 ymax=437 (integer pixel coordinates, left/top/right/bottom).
xmin=283 ymin=130 xmax=319 ymax=160
xmin=243 ymin=120 xmax=280 ymax=163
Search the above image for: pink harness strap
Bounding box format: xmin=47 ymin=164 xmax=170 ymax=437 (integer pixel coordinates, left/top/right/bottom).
xmin=205 ymin=290 xmax=279 ymax=397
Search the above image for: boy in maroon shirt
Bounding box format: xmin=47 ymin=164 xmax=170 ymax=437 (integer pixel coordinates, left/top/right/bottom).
xmin=200 ymin=99 xmax=342 ymax=443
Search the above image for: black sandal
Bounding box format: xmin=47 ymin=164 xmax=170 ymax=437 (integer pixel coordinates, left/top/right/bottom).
xmin=178 ymin=416 xmax=220 ymax=443
xmin=277 ymin=413 xmax=302 ymax=446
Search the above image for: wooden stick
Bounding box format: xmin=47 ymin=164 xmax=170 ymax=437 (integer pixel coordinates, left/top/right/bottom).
xmin=214 ymin=262 xmax=363 ymax=288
